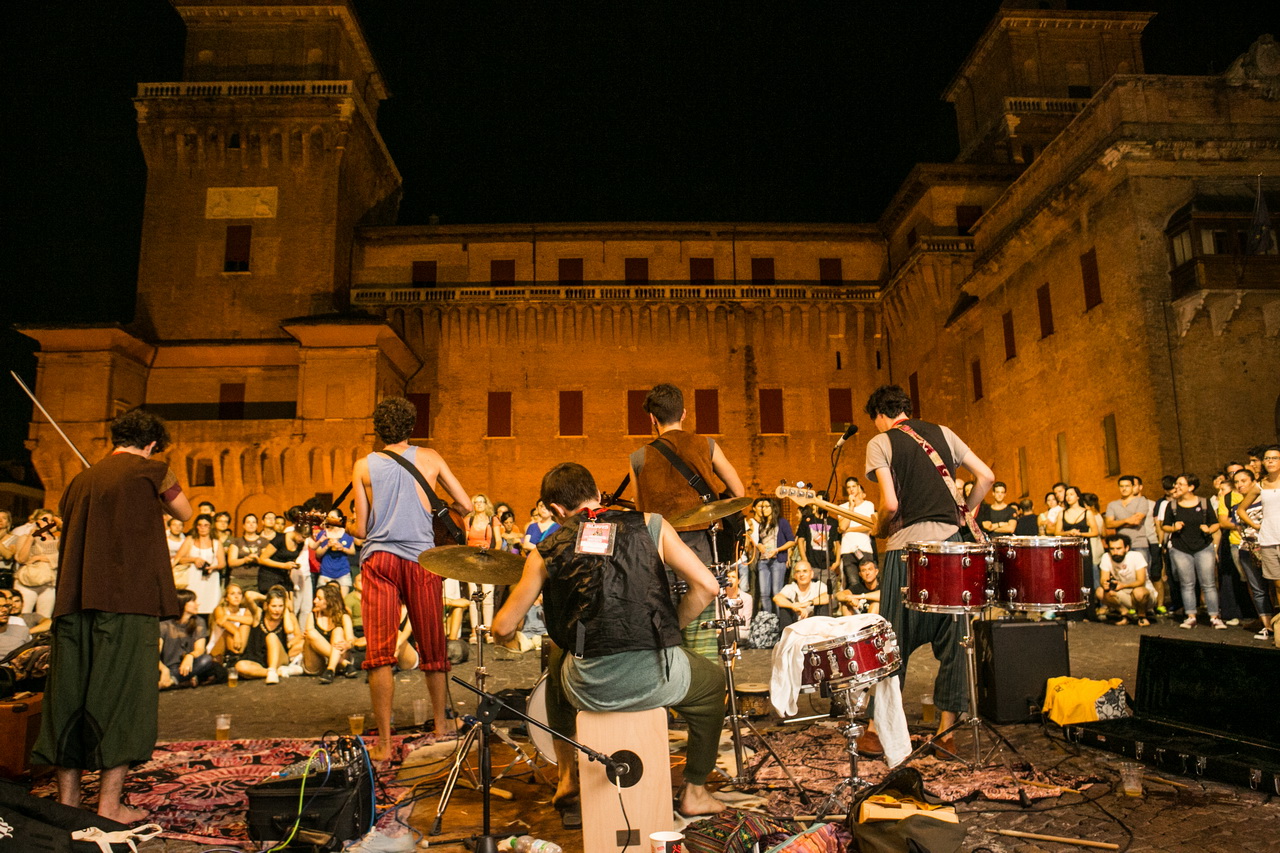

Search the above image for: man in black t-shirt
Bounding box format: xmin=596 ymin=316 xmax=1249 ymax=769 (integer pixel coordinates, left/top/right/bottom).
xmin=978 ymin=482 xmax=1017 ymax=536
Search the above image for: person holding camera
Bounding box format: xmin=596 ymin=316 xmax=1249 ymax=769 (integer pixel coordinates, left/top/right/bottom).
xmin=1097 ymin=534 xmax=1154 ymax=626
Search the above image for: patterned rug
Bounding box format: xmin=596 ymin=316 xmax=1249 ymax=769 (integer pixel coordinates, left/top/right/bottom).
xmin=745 ymin=724 xmax=1097 ymax=818
xmin=30 ymin=735 xmax=436 ymax=847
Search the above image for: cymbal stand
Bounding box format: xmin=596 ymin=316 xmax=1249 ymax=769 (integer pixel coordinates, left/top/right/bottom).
xmin=431 ymin=590 xmax=515 ymax=837
xmin=896 ymin=609 xmax=1035 ymax=800
xmin=812 ymin=684 xmax=872 ymax=822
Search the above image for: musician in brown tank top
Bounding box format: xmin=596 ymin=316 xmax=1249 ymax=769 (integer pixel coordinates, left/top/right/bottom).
xmin=629 ymin=384 xmax=745 ymax=659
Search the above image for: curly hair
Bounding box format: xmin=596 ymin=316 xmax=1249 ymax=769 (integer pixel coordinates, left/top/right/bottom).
xmin=862 ymin=385 xmax=913 ymax=420
xmin=110 ymin=408 xmax=171 ymax=452
xmin=372 ymin=396 xmax=418 ymax=444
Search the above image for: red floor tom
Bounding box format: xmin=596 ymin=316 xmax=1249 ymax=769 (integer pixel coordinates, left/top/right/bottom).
xmin=800 ymin=621 xmax=900 ymax=692
xmin=994 ymin=535 xmax=1090 ymax=612
xmin=903 ymin=541 xmax=996 ymax=613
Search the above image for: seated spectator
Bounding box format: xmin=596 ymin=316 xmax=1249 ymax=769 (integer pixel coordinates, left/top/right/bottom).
xmin=158 ymin=590 xmax=221 ymax=689
xmin=392 ymin=605 xmax=420 ymax=670
xmin=209 ymin=583 xmax=257 ymax=661
xmin=836 ymin=556 xmax=882 ymax=615
xmin=236 ymin=586 xmax=303 ymax=684
xmin=1097 ymin=535 xmax=1154 ymax=626
xmin=773 ymin=561 xmax=829 ymax=629
xmin=442 ymin=578 xmax=470 ymax=640
xmin=173 ymin=513 xmax=225 ymax=617
xmin=1013 ymin=498 xmax=1039 ymax=536
xmin=344 ymin=571 xmax=366 ymax=649
xmin=0 ymin=589 xmax=32 ymax=660
xmin=303 ymin=583 xmax=356 ymax=683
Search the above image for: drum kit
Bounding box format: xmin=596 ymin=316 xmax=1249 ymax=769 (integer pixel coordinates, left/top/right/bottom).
xmin=903 ymin=534 xmax=1089 ymax=766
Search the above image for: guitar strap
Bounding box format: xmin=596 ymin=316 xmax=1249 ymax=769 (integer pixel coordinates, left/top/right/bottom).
xmin=647 ymin=438 xmax=715 ymax=503
xmin=892 ymin=422 xmax=988 ymax=544
xmin=377 ymin=450 xmax=453 ymax=520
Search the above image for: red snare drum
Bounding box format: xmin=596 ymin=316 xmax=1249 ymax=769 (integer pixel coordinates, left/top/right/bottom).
xmin=994 ymin=535 xmax=1090 ymax=612
xmin=800 ymin=621 xmax=900 ymax=692
xmin=903 ymin=541 xmax=997 ymax=613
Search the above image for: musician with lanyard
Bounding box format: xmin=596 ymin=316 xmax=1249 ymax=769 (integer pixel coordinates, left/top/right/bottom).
xmin=862 ymin=385 xmax=995 ymax=749
xmin=493 ymin=462 xmax=728 ymax=820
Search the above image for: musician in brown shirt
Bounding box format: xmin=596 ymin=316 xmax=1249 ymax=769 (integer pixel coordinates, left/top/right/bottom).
xmin=32 ymin=409 xmax=192 ymax=824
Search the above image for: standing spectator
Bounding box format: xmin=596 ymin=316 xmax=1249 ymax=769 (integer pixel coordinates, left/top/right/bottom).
xmin=314 ymin=510 xmax=356 ymax=593
xmin=464 ymin=495 xmax=496 ymax=640
xmin=1045 ymin=483 xmax=1067 ymax=531
xmin=1161 ymin=474 xmax=1225 ymax=629
xmin=836 ymin=477 xmax=876 ymax=590
xmin=522 ymin=501 xmax=560 ymax=554
xmin=1013 ymin=499 xmax=1039 ymax=535
xmin=1215 ymin=467 xmax=1249 ymax=626
xmin=1245 ymin=445 xmax=1268 ymax=479
xmin=772 ymin=561 xmax=829 ymax=629
xmin=1037 ymin=492 xmax=1060 ymax=535
xmin=0 ymin=510 xmax=16 ymax=589
xmin=259 ymin=511 xmax=279 ymax=551
xmin=172 ymin=514 xmax=224 ymax=618
xmin=1237 ymin=446 xmax=1280 ymax=641
xmin=164 ymin=517 xmax=186 ymax=564
xmin=749 ymin=497 xmax=794 ymax=615
xmin=1227 ymin=468 xmax=1274 ymax=641
xmin=14 ymin=510 xmax=60 ymax=617
xmin=32 ymin=409 xmax=192 ymax=823
xmin=978 ymin=482 xmax=1017 ymax=536
xmin=228 ymin=514 xmax=280 ymax=594
xmin=1106 ymin=475 xmax=1163 ymax=616
xmin=1052 ymin=487 xmax=1098 ymax=538
xmin=213 ymin=511 xmax=234 ymax=588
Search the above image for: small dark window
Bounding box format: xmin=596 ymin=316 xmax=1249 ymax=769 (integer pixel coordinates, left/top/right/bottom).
xmin=1021 ymin=145 xmax=1036 ymax=165
xmin=759 ymin=389 xmax=785 ymax=434
xmin=828 ymin=388 xmax=853 ymax=433
xmin=219 ymin=383 xmax=246 ymax=419
xmin=227 ymin=133 xmax=241 ymax=149
xmin=689 ymin=257 xmax=714 ymax=284
xmin=818 ymin=258 xmax=843 ymax=284
xmin=490 ymin=259 xmax=516 ymax=283
xmin=224 ymin=225 xmax=251 ymax=272
xmin=694 ymin=389 xmax=720 ymax=435
xmin=907 ymin=372 xmax=920 ymax=418
xmin=1037 ymin=283 xmax=1055 ymax=338
xmin=559 ymin=390 xmax=584 ymax=437
xmin=906 ymin=227 xmax=918 ymax=248
xmin=1067 ymin=85 xmax=1093 ymax=99
xmin=624 ymin=258 xmax=649 ymax=283
xmin=1080 ymin=248 xmax=1103 ymax=311
xmin=956 ymin=205 xmax=983 ymax=235
xmin=875 ymin=350 xmax=882 ymax=370
xmin=1102 ymin=413 xmax=1121 ymax=477
xmin=558 ymin=258 xmax=583 ymax=284
xmin=412 ymin=261 xmax=437 ymax=285
xmin=406 ymin=393 xmax=431 ymax=439
xmin=627 ymin=390 xmax=650 ymax=436
xmin=487 ymin=392 xmax=512 ymax=437
xmin=190 ymin=458 xmax=215 ymax=487
xmin=1002 ymin=310 xmax=1017 ymax=360
xmin=971 ymin=359 xmax=984 ymax=402
xmin=751 ymin=257 xmax=775 ymax=285
xmin=835 ymin=351 xmax=843 ymax=370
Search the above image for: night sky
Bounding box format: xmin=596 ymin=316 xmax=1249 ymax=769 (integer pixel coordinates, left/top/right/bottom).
xmin=2 ymin=1 xmax=1272 ymax=480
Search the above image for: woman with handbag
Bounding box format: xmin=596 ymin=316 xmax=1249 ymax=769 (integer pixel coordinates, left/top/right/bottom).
xmin=749 ymin=497 xmax=794 ymax=615
xmin=14 ymin=511 xmax=60 ymax=617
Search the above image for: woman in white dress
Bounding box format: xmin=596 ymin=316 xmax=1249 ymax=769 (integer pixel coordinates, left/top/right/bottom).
xmin=174 ymin=514 xmax=225 ymax=617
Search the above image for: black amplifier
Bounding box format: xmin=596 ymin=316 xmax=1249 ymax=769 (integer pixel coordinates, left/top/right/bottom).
xmin=246 ymin=737 xmax=373 ymax=851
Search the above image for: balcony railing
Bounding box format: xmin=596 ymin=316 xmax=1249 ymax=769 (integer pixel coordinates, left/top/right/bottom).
xmin=137 ymin=80 xmax=355 ymax=98
xmin=1004 ymin=96 xmax=1090 ymax=115
xmin=913 ymin=235 xmax=975 ymax=253
xmin=351 ymin=280 xmax=881 ymax=306
xmin=1170 ymin=255 xmax=1280 ymax=300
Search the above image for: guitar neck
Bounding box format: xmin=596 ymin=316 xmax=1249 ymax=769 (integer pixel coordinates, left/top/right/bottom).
xmin=807 ymin=499 xmax=877 ymax=528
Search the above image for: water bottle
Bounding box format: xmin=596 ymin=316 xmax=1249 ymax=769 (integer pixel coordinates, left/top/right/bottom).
xmin=501 ymin=835 xmax=562 ymax=853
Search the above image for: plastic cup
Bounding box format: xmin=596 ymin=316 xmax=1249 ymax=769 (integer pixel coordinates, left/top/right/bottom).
xmin=413 ymin=698 xmax=429 ymax=727
xmin=348 ymin=713 xmax=366 ymax=736
xmin=921 ymin=694 xmax=936 ymax=725
xmin=215 ymin=713 xmax=231 ymax=741
xmin=1119 ymin=761 xmax=1144 ymax=797
xmin=227 ymin=669 xmax=239 ymax=688
xmin=649 ymin=831 xmax=683 ymax=853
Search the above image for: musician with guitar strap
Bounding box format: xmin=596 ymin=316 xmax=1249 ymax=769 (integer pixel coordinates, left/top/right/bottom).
xmin=628 ymin=384 xmax=745 ymax=660
xmin=862 ymin=385 xmax=995 ymax=746
xmin=351 ymin=397 xmax=472 ymax=761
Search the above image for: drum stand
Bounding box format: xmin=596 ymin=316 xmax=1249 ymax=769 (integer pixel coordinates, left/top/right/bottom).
xmin=900 ymin=609 xmax=1035 ymax=796
xmin=812 ymin=684 xmax=872 ymax=822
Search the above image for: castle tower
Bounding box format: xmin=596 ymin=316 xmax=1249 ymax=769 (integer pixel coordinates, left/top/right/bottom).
xmin=943 ymin=2 xmax=1151 ymax=165
xmin=131 ymin=0 xmax=402 ymax=340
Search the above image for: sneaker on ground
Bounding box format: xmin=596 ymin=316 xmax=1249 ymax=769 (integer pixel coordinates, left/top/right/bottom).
xmin=1210 ymin=617 xmax=1228 ymax=629
xmin=1225 ymin=618 xmax=1241 ymax=626
xmin=1254 ymin=629 xmax=1273 ymax=640
xmin=1179 ymin=616 xmax=1198 ymax=629
xmin=265 ymin=669 xmax=280 ymax=684
xmin=284 ymin=664 xmax=305 ymax=677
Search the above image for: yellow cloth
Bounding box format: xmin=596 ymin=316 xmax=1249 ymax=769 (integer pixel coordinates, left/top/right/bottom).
xmin=1042 ymin=676 xmax=1125 ymax=725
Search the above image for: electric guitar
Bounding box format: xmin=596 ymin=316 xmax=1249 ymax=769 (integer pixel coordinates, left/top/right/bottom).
xmin=774 ymin=483 xmax=878 ymax=529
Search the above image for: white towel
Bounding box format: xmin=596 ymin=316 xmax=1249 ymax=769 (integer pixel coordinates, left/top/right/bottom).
xmin=769 ymin=614 xmax=912 ymax=767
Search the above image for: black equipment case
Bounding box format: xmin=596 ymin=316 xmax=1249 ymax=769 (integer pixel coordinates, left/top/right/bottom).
xmin=1064 ymin=636 xmax=1280 ymax=794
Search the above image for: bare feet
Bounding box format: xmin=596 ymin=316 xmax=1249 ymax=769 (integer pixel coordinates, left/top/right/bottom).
xmin=677 ymin=783 xmax=726 ymax=817
xmin=99 ymin=802 xmax=147 ymax=824
xmin=367 ymin=741 xmax=393 ymax=762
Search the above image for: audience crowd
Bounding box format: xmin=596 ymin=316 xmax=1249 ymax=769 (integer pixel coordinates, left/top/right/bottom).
xmin=1 ymin=442 xmax=1276 ymax=691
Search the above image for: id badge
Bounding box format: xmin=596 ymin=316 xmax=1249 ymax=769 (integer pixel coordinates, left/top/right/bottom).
xmin=575 ymin=521 xmax=616 ymax=557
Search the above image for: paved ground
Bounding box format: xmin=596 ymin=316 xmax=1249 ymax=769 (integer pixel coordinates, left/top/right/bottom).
xmin=28 ymin=616 xmax=1280 ymax=851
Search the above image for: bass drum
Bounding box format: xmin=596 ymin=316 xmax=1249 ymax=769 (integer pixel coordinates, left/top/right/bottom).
xmin=526 ymin=674 xmax=557 ymax=764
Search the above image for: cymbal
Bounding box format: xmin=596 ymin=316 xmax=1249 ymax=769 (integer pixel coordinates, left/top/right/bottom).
xmin=417 ymin=545 xmax=525 ymax=585
xmin=668 ymin=496 xmax=753 ymax=528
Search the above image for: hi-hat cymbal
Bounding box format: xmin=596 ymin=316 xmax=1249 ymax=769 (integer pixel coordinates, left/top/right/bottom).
xmin=668 ymin=496 xmax=753 ymax=528
xmin=417 ymin=545 xmax=525 ymax=585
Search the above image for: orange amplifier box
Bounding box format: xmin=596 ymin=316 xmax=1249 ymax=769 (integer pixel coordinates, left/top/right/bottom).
xmin=0 ymin=692 xmax=44 ymax=779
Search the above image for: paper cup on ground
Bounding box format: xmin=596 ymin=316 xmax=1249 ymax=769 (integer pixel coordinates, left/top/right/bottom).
xmin=650 ymin=831 xmax=683 ymax=852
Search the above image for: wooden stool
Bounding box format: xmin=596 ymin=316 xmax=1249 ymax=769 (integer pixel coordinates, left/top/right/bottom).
xmin=576 ymin=707 xmax=672 ymax=852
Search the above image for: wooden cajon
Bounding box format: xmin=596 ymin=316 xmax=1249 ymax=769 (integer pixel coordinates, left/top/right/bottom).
xmin=576 ymin=707 xmax=673 ymax=852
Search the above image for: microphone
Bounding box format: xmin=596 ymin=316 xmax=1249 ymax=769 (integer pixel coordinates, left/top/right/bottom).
xmin=834 ymin=423 xmax=859 ymax=449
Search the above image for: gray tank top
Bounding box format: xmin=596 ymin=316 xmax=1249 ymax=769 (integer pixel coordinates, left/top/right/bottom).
xmin=362 ymin=447 xmax=435 ymax=563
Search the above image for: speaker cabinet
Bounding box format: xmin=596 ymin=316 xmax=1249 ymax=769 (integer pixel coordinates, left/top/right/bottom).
xmin=974 ymin=619 xmax=1069 ymax=724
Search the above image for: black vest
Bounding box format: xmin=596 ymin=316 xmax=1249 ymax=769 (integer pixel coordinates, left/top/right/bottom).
xmin=886 ymin=419 xmax=959 ymax=530
xmin=539 ymin=509 xmax=682 ymax=658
